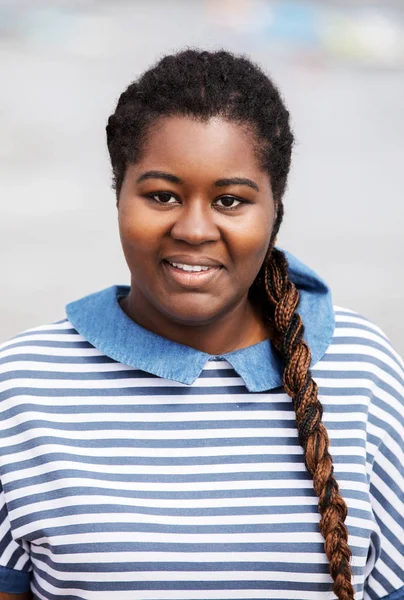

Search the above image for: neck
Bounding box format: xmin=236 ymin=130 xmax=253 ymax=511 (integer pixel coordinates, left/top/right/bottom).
xmin=120 ymin=289 xmax=269 ymax=355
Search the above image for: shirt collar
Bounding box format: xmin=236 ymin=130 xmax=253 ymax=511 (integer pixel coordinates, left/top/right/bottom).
xmin=65 ymin=249 xmax=334 ymax=392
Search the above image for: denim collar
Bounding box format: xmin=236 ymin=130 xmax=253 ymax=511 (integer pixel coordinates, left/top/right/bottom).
xmin=66 ymin=250 xmax=334 ymax=392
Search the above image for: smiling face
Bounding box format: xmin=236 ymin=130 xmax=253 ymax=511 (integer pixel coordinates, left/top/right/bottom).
xmin=118 ymin=115 xmax=275 ymax=337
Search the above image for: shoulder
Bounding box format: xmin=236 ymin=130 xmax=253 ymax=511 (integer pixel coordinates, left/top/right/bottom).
xmin=0 ymin=319 xmax=86 ymax=356
xmin=322 ymin=305 xmax=404 ymax=447
xmin=333 ymin=305 xmax=399 ymax=346
xmin=331 ymin=305 xmax=404 ymax=375
xmin=0 ymin=319 xmax=96 ymax=383
xmin=0 ymin=319 xmax=106 ymax=421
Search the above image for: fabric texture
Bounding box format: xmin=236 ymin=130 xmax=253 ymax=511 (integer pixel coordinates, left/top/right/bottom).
xmin=0 ymin=565 xmax=31 ymax=594
xmin=0 ymin=251 xmax=403 ymax=600
xmin=382 ymin=585 xmax=404 ymax=600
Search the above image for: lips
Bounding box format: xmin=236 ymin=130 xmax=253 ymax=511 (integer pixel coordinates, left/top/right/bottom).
xmin=167 ymin=261 xmax=211 ymax=272
xmin=162 ymin=259 xmax=223 ymax=289
xmin=163 ymin=255 xmax=223 ymax=268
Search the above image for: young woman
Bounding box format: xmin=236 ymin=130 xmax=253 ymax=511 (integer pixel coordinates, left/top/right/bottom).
xmin=0 ymin=49 xmax=403 ymax=600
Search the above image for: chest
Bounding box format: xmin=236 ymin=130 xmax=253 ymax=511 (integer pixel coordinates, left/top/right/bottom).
xmin=1 ymin=388 xmax=377 ymax=598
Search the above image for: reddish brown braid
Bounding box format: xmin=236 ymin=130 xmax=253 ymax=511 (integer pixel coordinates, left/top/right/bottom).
xmin=263 ymin=247 xmax=355 ymax=600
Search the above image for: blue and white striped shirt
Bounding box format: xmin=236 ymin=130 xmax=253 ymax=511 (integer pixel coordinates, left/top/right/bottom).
xmin=0 ymin=252 xmax=403 ymax=600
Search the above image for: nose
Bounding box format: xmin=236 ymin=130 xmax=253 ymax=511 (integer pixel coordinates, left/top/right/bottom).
xmin=170 ymin=200 xmax=220 ymax=245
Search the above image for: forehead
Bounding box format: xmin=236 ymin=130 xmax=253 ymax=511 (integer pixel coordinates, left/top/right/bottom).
xmin=137 ymin=115 xmax=265 ymax=179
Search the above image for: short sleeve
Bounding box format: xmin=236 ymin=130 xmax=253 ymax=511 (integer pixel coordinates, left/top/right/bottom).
xmin=364 ymin=425 xmax=404 ymax=598
xmin=0 ymin=481 xmax=32 ymax=593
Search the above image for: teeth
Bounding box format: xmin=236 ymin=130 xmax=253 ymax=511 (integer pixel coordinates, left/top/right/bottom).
xmin=169 ymin=262 xmax=210 ymax=272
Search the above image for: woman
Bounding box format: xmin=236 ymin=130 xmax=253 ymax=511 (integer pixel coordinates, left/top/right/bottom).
xmin=0 ymin=49 xmax=403 ymax=600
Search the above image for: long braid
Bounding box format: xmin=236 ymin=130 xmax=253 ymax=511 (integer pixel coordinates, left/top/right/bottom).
xmin=264 ymin=247 xmax=355 ymax=600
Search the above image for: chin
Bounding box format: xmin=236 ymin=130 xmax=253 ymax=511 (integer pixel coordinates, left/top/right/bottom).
xmin=162 ymin=300 xmax=226 ymax=327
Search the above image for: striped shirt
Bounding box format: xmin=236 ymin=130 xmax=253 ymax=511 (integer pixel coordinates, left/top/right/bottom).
xmin=0 ymin=252 xmax=403 ymax=600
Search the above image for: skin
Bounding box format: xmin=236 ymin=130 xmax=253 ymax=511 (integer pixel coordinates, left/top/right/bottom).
xmin=118 ymin=115 xmax=276 ymax=355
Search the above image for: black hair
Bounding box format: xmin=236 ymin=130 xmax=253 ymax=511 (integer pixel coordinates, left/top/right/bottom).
xmin=106 ymin=49 xmax=293 ymax=241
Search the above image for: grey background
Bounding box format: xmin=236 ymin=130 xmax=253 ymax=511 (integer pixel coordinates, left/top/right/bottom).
xmin=1 ymin=0 xmax=403 ymax=354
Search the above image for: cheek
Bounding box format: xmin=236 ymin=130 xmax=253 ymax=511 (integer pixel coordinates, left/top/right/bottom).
xmin=118 ymin=204 xmax=160 ymax=266
xmin=227 ymin=212 xmax=273 ymax=268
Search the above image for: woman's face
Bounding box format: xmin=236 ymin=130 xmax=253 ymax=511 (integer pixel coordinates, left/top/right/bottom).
xmin=118 ymin=115 xmax=275 ymax=326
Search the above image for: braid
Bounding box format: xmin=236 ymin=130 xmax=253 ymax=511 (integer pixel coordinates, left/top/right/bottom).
xmin=264 ymin=247 xmax=355 ymax=600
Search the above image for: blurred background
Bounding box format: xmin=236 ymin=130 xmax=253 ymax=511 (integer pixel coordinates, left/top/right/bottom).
xmin=1 ymin=0 xmax=403 ymax=354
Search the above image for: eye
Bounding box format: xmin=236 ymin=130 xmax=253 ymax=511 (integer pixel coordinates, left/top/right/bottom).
xmin=214 ymin=196 xmax=243 ymax=210
xmin=148 ymin=192 xmax=179 ymax=205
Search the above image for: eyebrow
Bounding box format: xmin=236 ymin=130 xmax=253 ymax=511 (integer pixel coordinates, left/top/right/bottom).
xmin=137 ymin=171 xmax=182 ymax=185
xmin=215 ymin=177 xmax=259 ymax=192
xmin=136 ymin=171 xmax=259 ymax=192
